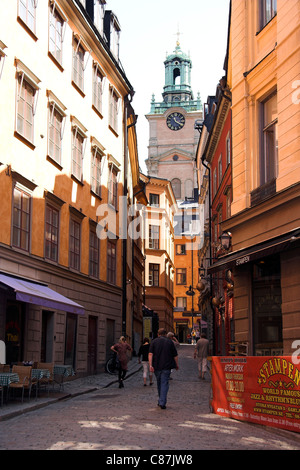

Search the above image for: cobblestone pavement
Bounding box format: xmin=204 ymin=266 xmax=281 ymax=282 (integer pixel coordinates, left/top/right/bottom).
xmin=1 ymin=345 xmax=300 ymax=451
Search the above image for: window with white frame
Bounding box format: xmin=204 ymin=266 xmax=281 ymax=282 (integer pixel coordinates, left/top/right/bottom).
xmin=91 ymin=140 xmax=105 ymax=197
xmin=72 ymin=36 xmax=87 ymax=92
xmin=0 ymin=41 xmax=7 ymax=80
xmin=71 ymin=117 xmax=87 ymax=182
xmin=149 ymin=193 xmax=159 ymax=207
xmin=149 ymin=225 xmax=159 ymax=249
xmin=94 ymin=0 xmax=106 ymax=36
xmin=213 ymin=168 xmax=217 ymax=197
xmin=93 ymin=62 xmax=105 ymax=115
xmin=226 ymin=133 xmax=231 ymax=167
xmin=49 ymin=1 xmax=67 ymax=66
xmin=109 ymin=86 xmax=120 ymax=133
xmin=18 ymin=0 xmax=37 ymax=35
xmin=15 ymin=62 xmax=40 ymax=145
xmin=48 ymin=93 xmax=66 ymax=166
xmin=72 ymin=129 xmax=84 ymax=182
xmin=260 ymin=0 xmax=277 ymax=29
xmin=218 ymin=154 xmax=222 ymax=186
xmin=110 ymin=14 xmax=120 ymax=58
xmin=108 ymin=164 xmax=118 ymax=209
xmin=48 ymin=108 xmax=63 ymax=164
xmin=176 ymin=297 xmax=187 ymax=310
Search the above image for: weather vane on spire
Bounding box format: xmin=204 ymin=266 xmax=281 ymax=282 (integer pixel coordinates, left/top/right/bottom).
xmin=175 ymin=25 xmax=182 ymax=47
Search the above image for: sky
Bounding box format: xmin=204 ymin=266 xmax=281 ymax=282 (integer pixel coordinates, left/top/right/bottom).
xmin=107 ymin=0 xmax=230 ymax=173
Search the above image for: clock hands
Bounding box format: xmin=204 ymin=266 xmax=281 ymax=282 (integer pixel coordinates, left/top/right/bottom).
xmin=173 ymin=117 xmax=183 ymax=126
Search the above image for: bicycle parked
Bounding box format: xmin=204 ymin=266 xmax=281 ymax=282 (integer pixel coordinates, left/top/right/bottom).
xmin=105 ymin=351 xmax=120 ymax=375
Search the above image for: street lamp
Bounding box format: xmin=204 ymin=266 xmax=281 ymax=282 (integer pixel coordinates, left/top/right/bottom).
xmin=186 ymin=285 xmax=196 ymax=297
xmin=199 ymin=262 xmax=206 ymax=279
xmin=185 ymin=284 xmax=196 ymax=342
xmin=220 ymin=231 xmax=232 ymax=250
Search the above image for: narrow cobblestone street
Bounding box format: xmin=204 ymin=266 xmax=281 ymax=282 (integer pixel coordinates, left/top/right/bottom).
xmin=0 ymin=346 xmax=300 ymax=451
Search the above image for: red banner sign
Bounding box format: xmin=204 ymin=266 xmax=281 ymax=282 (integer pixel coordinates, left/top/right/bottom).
xmin=211 ymin=356 xmax=300 ymax=433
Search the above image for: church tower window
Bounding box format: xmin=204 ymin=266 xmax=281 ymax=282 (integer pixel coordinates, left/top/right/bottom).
xmin=171 ymin=178 xmax=181 ymax=200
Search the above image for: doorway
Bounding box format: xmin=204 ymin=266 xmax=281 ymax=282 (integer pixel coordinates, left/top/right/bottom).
xmin=88 ymin=316 xmax=97 ymax=375
xmin=106 ymin=319 xmax=115 ymax=360
xmin=41 ymin=311 xmax=54 ymax=362
xmin=64 ymin=314 xmax=77 ymax=367
xmin=5 ymin=302 xmax=25 ymax=365
xmin=252 ymin=256 xmax=283 ymax=355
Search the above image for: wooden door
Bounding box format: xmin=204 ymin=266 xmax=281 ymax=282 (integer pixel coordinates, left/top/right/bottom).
xmin=88 ymin=316 xmax=97 ymax=375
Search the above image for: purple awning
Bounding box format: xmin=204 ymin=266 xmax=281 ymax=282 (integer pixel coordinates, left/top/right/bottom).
xmin=0 ymin=273 xmax=84 ymax=315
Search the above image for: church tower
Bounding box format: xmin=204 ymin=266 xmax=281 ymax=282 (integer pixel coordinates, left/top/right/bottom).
xmin=145 ymin=37 xmax=202 ymax=202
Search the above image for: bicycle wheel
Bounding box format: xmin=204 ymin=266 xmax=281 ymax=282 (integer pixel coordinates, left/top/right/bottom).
xmin=105 ymin=357 xmax=117 ymax=374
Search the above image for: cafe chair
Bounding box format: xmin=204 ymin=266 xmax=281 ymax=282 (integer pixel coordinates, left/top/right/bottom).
xmin=9 ymin=365 xmax=36 ymax=403
xmin=37 ymin=362 xmax=54 ymax=396
xmin=0 ymin=365 xmax=10 ymax=372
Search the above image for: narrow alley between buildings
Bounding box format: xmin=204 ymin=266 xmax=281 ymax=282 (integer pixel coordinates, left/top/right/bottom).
xmin=0 ymin=345 xmax=300 ymax=452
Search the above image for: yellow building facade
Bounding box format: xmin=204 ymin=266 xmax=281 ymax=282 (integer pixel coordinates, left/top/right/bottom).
xmin=0 ymin=1 xmax=143 ymax=373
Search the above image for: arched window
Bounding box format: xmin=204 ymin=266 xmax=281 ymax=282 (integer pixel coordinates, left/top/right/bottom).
xmin=173 ymin=67 xmax=180 ymax=85
xmin=171 ymin=178 xmax=181 ymax=200
xmin=185 ymin=179 xmax=193 ymax=199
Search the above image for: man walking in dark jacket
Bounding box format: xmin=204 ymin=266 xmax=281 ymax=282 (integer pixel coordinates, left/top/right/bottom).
xmin=149 ymin=328 xmax=179 ymax=409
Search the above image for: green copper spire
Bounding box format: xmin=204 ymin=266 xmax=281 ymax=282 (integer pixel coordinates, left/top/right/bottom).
xmin=149 ymin=36 xmax=202 ymax=114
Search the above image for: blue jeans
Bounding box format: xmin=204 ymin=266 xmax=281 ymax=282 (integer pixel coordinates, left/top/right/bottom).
xmin=154 ymin=369 xmax=171 ymax=406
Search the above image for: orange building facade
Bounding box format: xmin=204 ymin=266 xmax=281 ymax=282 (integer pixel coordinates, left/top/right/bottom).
xmin=210 ymin=0 xmax=300 ymax=355
xmin=143 ymin=176 xmax=176 ymax=334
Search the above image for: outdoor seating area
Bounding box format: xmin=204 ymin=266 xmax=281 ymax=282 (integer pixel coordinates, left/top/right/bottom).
xmin=0 ymin=363 xmax=76 ymax=406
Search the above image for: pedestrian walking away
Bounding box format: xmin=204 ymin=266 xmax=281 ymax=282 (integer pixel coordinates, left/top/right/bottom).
xmin=149 ymin=328 xmax=179 ymax=409
xmin=194 ymin=333 xmax=209 ymax=380
xmin=167 ymin=331 xmax=180 ymax=348
xmin=138 ymin=337 xmax=153 ymax=386
xmin=167 ymin=332 xmax=180 ymax=379
xmin=111 ymin=336 xmax=132 ymax=388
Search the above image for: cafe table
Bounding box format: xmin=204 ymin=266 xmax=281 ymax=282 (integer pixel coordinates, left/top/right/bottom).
xmin=53 ymin=365 xmax=75 ymax=390
xmin=0 ymin=372 xmax=19 ymax=387
xmin=31 ymin=368 xmax=51 ymax=397
xmin=0 ymin=373 xmax=19 ymax=406
xmin=32 ymin=369 xmax=51 ymax=381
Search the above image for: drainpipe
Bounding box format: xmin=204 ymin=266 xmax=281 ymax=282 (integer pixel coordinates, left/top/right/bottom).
xmin=201 ymin=157 xmax=215 ymax=355
xmin=122 ymin=95 xmax=138 ymax=339
xmin=122 ymin=98 xmax=129 ymax=337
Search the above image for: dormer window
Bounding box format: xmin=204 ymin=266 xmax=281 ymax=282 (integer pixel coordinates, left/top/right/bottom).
xmin=94 ymin=0 xmax=106 ymax=36
xmin=104 ymin=11 xmax=120 ymax=59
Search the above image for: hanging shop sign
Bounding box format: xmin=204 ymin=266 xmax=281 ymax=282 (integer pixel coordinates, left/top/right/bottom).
xmin=211 ymin=356 xmax=300 ymax=434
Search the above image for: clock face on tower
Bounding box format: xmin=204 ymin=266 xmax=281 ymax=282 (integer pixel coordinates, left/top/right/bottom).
xmin=166 ymin=112 xmax=185 ymax=131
